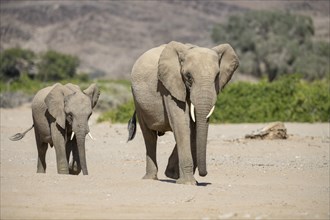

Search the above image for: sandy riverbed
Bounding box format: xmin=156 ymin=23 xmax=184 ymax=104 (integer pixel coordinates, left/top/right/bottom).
xmin=1 ymin=104 xmax=329 ymax=219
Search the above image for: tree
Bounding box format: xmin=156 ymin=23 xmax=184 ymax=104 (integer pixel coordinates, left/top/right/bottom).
xmin=212 ymin=11 xmax=329 ymax=81
xmin=0 ymin=48 xmax=36 ymax=81
xmin=37 ymin=50 xmax=79 ymax=81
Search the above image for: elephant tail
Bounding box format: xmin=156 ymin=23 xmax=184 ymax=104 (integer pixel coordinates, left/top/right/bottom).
xmin=127 ymin=111 xmax=137 ymax=142
xmin=9 ymin=125 xmax=34 ymax=141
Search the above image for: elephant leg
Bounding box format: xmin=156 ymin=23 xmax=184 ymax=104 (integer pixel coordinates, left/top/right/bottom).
xmin=165 ymin=121 xmax=197 ymax=179
xmin=51 ymin=123 xmax=69 ymax=174
xmin=165 ymin=145 xmax=179 ymax=179
xmin=35 ymin=130 xmax=48 ymax=173
xmin=164 ymin=97 xmax=196 ymax=185
xmin=139 ymin=118 xmax=158 ymax=180
xmin=175 ymin=132 xmax=196 ymax=185
xmin=37 ymin=141 xmax=48 ymax=173
xmin=68 ymin=142 xmax=81 ymax=175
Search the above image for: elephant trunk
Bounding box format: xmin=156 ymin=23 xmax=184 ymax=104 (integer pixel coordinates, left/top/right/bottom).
xmin=196 ymin=116 xmax=209 ymax=177
xmin=191 ymin=82 xmax=216 ymax=177
xmin=75 ymin=132 xmax=88 ymax=175
xmin=195 ymin=102 xmax=212 ymax=177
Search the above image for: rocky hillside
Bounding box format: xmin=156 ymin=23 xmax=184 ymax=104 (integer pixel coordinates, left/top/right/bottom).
xmin=1 ymin=0 xmax=329 ymax=79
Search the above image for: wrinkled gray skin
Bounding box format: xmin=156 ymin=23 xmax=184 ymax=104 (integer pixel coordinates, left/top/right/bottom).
xmin=129 ymin=41 xmax=239 ymax=185
xmin=10 ymin=83 xmax=100 ymax=175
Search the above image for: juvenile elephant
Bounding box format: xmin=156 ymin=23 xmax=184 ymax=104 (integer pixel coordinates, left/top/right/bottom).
xmin=10 ymin=83 xmax=100 ymax=175
xmin=128 ymin=41 xmax=239 ymax=184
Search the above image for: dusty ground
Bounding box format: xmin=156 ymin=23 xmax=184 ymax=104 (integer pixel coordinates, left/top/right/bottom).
xmin=1 ymin=104 xmax=329 ymax=220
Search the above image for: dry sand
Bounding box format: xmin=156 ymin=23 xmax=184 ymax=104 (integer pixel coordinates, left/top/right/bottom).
xmin=1 ymin=104 xmax=329 ymax=219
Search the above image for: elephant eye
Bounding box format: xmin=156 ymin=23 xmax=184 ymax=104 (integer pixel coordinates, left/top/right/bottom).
xmin=215 ymin=71 xmax=220 ymax=80
xmin=184 ymin=72 xmax=193 ymax=87
xmin=66 ymin=112 xmax=73 ymax=123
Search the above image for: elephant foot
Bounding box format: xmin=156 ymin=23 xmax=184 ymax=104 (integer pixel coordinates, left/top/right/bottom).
xmin=176 ymin=176 xmax=197 ymax=185
xmin=165 ymin=167 xmax=179 ymax=179
xmin=69 ymin=161 xmax=81 ymax=175
xmin=37 ymin=170 xmax=46 ymax=174
xmin=142 ymin=173 xmax=158 ymax=180
xmin=57 ymin=169 xmax=70 ymax=175
xmin=165 ymin=157 xmax=180 ymax=179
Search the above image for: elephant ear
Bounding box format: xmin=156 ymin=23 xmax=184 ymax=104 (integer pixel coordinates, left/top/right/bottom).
xmin=83 ymin=83 xmax=100 ymax=109
xmin=158 ymin=41 xmax=189 ymax=102
xmin=212 ymin=43 xmax=239 ymax=92
xmin=44 ymin=83 xmax=68 ymax=129
xmin=65 ymin=83 xmax=81 ymax=92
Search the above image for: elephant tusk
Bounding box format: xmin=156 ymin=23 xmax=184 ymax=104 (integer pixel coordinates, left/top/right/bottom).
xmin=190 ymin=103 xmax=196 ymax=122
xmin=206 ymin=106 xmax=215 ymax=119
xmin=70 ymin=132 xmax=75 ymax=140
xmin=88 ymin=132 xmax=96 ymax=140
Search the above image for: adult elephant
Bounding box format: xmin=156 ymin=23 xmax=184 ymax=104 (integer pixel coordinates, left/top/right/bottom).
xmin=128 ymin=41 xmax=239 ymax=185
xmin=10 ymin=83 xmax=100 ymax=175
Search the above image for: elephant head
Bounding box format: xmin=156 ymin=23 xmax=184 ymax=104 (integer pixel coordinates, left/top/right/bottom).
xmin=44 ymin=83 xmax=100 ymax=175
xmin=158 ymin=41 xmax=239 ymax=177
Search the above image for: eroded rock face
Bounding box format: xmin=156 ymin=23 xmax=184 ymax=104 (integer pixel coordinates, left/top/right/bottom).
xmin=245 ymin=122 xmax=288 ymax=140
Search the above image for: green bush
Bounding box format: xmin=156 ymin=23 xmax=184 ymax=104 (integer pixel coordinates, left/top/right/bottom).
xmin=97 ymin=99 xmax=134 ymax=123
xmin=211 ymin=75 xmax=329 ymax=123
xmin=0 ymin=48 xmax=36 ymax=81
xmin=99 ymin=75 xmax=329 ymax=123
xmin=0 ymin=48 xmax=81 ymax=82
xmin=38 ymin=50 xmax=79 ymax=81
xmin=0 ymin=74 xmax=46 ymax=94
xmin=0 ymin=73 xmax=93 ymax=95
xmin=212 ymin=11 xmax=330 ymax=81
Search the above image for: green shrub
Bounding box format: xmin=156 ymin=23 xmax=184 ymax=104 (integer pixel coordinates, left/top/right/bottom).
xmin=38 ymin=50 xmax=79 ymax=81
xmin=98 ymin=75 xmax=329 ymax=123
xmin=0 ymin=48 xmax=36 ymax=81
xmin=0 ymin=74 xmax=91 ymax=94
xmin=97 ymin=99 xmax=134 ymax=123
xmin=0 ymin=74 xmax=46 ymax=94
xmin=0 ymin=48 xmax=81 ymax=82
xmin=211 ymin=75 xmax=329 ymax=123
